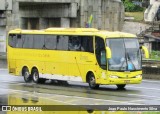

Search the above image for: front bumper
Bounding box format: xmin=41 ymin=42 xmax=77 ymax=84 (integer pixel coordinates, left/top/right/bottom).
xmin=99 ymin=77 xmax=142 ymax=85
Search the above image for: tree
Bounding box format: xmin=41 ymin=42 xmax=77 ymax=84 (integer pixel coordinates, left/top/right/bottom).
xmin=123 ymin=0 xmax=144 ymax=12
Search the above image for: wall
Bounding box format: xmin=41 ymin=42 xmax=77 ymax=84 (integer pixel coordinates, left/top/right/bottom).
xmin=79 ymin=0 xmax=124 ymax=30
xmin=0 ymin=27 xmax=6 ymax=53
xmin=7 ymin=0 xmax=124 ymax=31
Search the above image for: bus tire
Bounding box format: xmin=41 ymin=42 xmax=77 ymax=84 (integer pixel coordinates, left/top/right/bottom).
xmin=116 ymin=84 xmax=126 ymax=89
xmin=88 ymin=73 xmax=99 ymax=89
xmin=32 ymin=69 xmax=46 ymax=84
xmin=22 ymin=67 xmax=31 ymax=83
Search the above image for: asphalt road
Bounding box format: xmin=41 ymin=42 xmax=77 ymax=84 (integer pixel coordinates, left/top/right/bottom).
xmin=0 ymin=68 xmax=160 ymax=114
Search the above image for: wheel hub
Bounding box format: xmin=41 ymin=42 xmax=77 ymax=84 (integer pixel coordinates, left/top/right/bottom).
xmin=24 ymin=72 xmax=29 ymax=79
xmin=33 ymin=73 xmax=38 ymax=82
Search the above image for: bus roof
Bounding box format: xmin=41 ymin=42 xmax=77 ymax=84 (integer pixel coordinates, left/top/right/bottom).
xmin=97 ymin=31 xmax=136 ymax=38
xmin=45 ymin=28 xmax=99 ymax=32
xmin=9 ymin=28 xmax=136 ymax=39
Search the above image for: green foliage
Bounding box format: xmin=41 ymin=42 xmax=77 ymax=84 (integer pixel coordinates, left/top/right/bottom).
xmin=124 ymin=1 xmax=144 ymax=12
xmin=150 ymin=51 xmax=160 ymax=60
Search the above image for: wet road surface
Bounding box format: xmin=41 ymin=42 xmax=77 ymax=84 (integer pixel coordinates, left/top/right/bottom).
xmin=0 ymin=68 xmax=160 ymax=114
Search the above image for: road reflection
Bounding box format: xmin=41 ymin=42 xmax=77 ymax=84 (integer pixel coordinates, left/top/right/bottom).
xmin=0 ymin=91 xmax=155 ymax=114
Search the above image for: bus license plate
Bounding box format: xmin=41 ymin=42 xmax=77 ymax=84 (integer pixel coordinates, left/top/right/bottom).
xmin=124 ymin=80 xmax=130 ymax=83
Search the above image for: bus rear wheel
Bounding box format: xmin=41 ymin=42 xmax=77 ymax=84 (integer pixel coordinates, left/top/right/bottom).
xmin=116 ymin=84 xmax=126 ymax=89
xmin=22 ymin=68 xmax=31 ymax=83
xmin=32 ymin=69 xmax=46 ymax=84
xmin=88 ymin=73 xmax=99 ymax=89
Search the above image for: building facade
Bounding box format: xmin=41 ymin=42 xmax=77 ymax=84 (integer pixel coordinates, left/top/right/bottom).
xmin=0 ymin=0 xmax=124 ymax=53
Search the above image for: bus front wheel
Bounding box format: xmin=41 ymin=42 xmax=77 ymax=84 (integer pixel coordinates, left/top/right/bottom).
xmin=32 ymin=69 xmax=46 ymax=84
xmin=22 ymin=68 xmax=31 ymax=83
xmin=116 ymin=84 xmax=126 ymax=89
xmin=88 ymin=73 xmax=99 ymax=89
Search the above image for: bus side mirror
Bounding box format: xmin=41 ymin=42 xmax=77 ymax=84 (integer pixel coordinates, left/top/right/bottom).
xmin=141 ymin=46 xmax=149 ymax=59
xmin=106 ymin=47 xmax=112 ymax=59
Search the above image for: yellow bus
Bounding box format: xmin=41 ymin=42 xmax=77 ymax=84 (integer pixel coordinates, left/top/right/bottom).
xmin=7 ymin=28 xmax=149 ymax=89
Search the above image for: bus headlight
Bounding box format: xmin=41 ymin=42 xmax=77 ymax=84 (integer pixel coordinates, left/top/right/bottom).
xmin=110 ymin=75 xmax=119 ymax=78
xmin=135 ymin=75 xmax=142 ymax=78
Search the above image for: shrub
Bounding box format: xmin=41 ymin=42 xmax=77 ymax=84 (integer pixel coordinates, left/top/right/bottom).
xmin=124 ymin=1 xmax=144 ymax=12
xmin=150 ymin=51 xmax=160 ymax=60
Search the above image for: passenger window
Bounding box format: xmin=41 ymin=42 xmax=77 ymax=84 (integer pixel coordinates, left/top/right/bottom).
xmin=68 ymin=36 xmax=81 ymax=51
xmin=57 ymin=36 xmax=68 ymax=50
xmin=16 ymin=35 xmax=22 ymax=48
xmin=22 ymin=35 xmax=34 ymax=48
xmin=45 ymin=35 xmax=57 ymax=50
xmin=81 ymin=36 xmax=93 ymax=53
xmin=33 ymin=35 xmax=45 ymax=49
xmin=8 ymin=34 xmax=17 ymax=47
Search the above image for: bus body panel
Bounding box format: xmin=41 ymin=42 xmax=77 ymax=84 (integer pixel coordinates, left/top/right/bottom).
xmin=8 ymin=46 xmax=98 ymax=83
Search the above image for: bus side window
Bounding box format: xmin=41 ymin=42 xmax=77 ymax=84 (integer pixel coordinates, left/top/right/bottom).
xmin=57 ymin=36 xmax=68 ymax=51
xmin=45 ymin=35 xmax=57 ymax=50
xmin=8 ymin=34 xmax=17 ymax=48
xmin=68 ymin=36 xmax=81 ymax=51
xmin=22 ymin=35 xmax=34 ymax=49
xmin=33 ymin=35 xmax=45 ymax=49
xmin=81 ymin=36 xmax=93 ymax=53
xmin=16 ymin=34 xmax=22 ymax=48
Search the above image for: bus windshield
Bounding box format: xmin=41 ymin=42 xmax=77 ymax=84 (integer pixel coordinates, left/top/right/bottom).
xmin=107 ymin=38 xmax=141 ymax=71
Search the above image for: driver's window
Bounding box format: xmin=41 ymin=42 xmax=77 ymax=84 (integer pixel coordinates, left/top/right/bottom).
xmin=95 ymin=37 xmax=106 ymax=69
